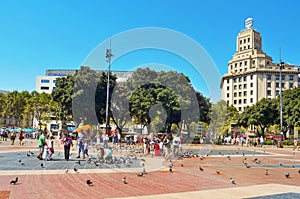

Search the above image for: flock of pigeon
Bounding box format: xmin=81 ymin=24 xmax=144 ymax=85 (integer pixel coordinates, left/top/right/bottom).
xmin=8 ymin=148 xmax=300 ymax=187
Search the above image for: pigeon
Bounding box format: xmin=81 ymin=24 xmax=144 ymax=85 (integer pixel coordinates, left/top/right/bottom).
xmin=265 ymin=170 xmax=269 ymax=175
xmin=137 ymin=172 xmax=143 ymax=177
xmin=26 ymin=154 xmax=30 ymax=157
xmin=75 ymin=161 xmax=81 ymax=165
xmin=199 ymin=166 xmax=204 ymax=171
xmin=74 ymin=168 xmax=79 ymax=174
xmin=245 ymin=164 xmax=251 ymax=168
xmin=18 ymin=159 xmax=21 ymax=163
xmin=10 ymin=177 xmax=18 ymax=185
xmin=169 ymin=167 xmax=173 ymax=173
xmin=181 ymin=163 xmax=184 ymax=167
xmin=86 ymin=180 xmax=93 ymax=186
xmin=17 ymin=152 xmax=20 ymax=155
xmin=285 ymin=173 xmax=290 ymax=178
xmin=216 ymin=169 xmax=220 ymax=174
xmin=122 ymin=177 xmax=127 ymax=184
xmin=142 ymin=167 xmax=147 ymax=174
xmin=20 ymin=162 xmax=24 ymax=166
xmin=256 ymin=160 xmax=261 ymax=164
xmin=65 ymin=169 xmax=69 ymax=174
xmin=57 ymin=152 xmax=60 ymax=156
xmin=230 ymin=178 xmax=236 ymax=185
xmin=41 ymin=163 xmax=44 ymax=168
xmin=298 ymin=169 xmax=300 ymax=174
xmin=30 ymin=152 xmax=34 ymax=155
xmin=253 ymin=158 xmax=258 ymax=162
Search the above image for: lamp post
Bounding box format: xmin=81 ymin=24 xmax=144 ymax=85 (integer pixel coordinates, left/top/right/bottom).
xmin=105 ymin=39 xmax=113 ymax=136
xmin=279 ymin=61 xmax=284 ymax=148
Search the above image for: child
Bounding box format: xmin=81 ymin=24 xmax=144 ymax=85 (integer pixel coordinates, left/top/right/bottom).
xmin=43 ymin=146 xmax=51 ymax=160
xmin=48 ymin=136 xmax=54 ymax=159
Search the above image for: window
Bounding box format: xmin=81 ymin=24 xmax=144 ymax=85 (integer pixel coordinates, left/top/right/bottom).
xmin=267 ymin=90 xmax=271 ymax=95
xmin=252 ymin=60 xmax=255 ymax=65
xmin=248 ymin=38 xmax=250 ymax=42
xmin=289 ymin=75 xmax=294 ymax=81
xmin=240 ymin=47 xmax=242 ymax=51
xmin=239 ymin=84 xmax=242 ymax=89
xmin=244 ymin=39 xmax=246 ymax=43
xmin=234 ymin=92 xmax=237 ymax=97
xmin=239 ymin=99 xmax=242 ymax=104
xmin=239 ymin=92 xmax=242 ymax=97
xmin=53 ymin=80 xmax=57 ymax=83
xmin=41 ymin=79 xmax=50 ymax=83
xmin=275 ymin=75 xmax=280 ymax=80
xmin=281 ymin=75 xmax=285 ymax=80
xmin=282 ymin=83 xmax=285 ymax=88
xmin=276 ymin=83 xmax=279 ymax=88
xmin=227 ymin=93 xmax=230 ymax=97
xmin=244 ymin=99 xmax=247 ymax=103
xmin=248 ymin=45 xmax=250 ymax=49
xmin=250 ymin=90 xmax=253 ymax=95
xmin=240 ymin=40 xmax=242 ymax=44
xmin=267 ymin=61 xmax=270 ymax=65
xmin=276 ymin=90 xmax=280 ymax=96
xmin=239 ymin=107 xmax=242 ymax=111
xmin=53 ymin=87 xmax=56 ymax=90
xmin=239 ymin=77 xmax=242 ymax=82
xmin=250 ymin=98 xmax=253 ymax=103
xmin=235 ymin=63 xmax=238 ymax=68
xmin=244 ymin=76 xmax=247 ymax=81
xmin=250 ymin=75 xmax=253 ymax=80
xmin=234 ymin=100 xmax=237 ymax=104
xmin=40 ymin=86 xmax=49 ymax=90
xmin=227 ymin=86 xmax=229 ymax=90
xmin=244 ymin=91 xmax=247 ymax=96
xmin=240 ymin=62 xmax=242 ymax=67
xmin=234 ymin=78 xmax=237 ymax=83
xmin=267 ymin=74 xmax=271 ymax=80
xmin=250 ymin=83 xmax=253 ymax=87
xmin=244 ymin=61 xmax=247 ymax=66
xmin=267 ymin=82 xmax=271 ymax=87
xmin=244 ymin=84 xmax=247 ymax=89
xmin=289 ymin=83 xmax=294 ymax=88
xmin=234 ymin=85 xmax=237 ymax=90
xmin=227 ymin=79 xmax=230 ymax=83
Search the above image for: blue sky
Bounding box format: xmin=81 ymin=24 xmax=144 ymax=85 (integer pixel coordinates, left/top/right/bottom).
xmin=1 ymin=0 xmax=300 ymax=101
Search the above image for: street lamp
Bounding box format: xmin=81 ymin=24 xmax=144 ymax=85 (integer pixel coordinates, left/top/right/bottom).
xmin=105 ymin=38 xmax=113 ymax=135
xmin=279 ymin=61 xmax=284 ymax=148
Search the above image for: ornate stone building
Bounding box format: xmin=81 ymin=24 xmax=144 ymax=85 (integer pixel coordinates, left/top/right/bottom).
xmin=221 ymin=18 xmax=299 ymax=111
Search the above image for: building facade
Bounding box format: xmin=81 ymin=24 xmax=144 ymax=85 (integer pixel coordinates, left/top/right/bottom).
xmin=221 ymin=18 xmax=300 ymax=111
xmin=36 ymin=69 xmax=133 ymax=94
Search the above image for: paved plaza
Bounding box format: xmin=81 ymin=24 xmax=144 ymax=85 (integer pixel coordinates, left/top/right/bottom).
xmin=0 ymin=139 xmax=300 ymax=199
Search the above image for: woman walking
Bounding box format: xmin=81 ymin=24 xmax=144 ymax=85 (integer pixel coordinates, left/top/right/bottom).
xmin=61 ymin=132 xmax=73 ymax=161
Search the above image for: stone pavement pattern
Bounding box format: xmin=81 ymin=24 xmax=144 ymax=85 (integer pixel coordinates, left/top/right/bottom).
xmin=0 ymin=139 xmax=300 ymax=199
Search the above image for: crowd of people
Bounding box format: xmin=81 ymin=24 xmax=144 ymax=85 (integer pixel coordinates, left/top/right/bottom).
xmin=2 ymin=126 xmax=299 ymax=163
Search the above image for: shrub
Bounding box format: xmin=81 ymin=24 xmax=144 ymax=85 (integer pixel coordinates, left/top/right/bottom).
xmin=282 ymin=140 xmax=294 ymax=146
xmin=264 ymin=140 xmax=273 ymax=145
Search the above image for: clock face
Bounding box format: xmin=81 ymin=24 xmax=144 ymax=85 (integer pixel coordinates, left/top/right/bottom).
xmin=245 ymin=18 xmax=253 ymax=29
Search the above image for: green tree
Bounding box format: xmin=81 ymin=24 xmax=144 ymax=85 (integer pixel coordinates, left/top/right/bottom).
xmin=278 ymin=87 xmax=300 ymax=138
xmin=4 ymin=91 xmax=30 ymax=126
xmin=238 ymin=98 xmax=278 ymax=137
xmin=52 ymin=74 xmax=75 ymax=125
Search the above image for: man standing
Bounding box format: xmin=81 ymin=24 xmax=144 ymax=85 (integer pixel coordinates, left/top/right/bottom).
xmin=76 ymin=130 xmax=85 ymax=159
xmin=37 ymin=131 xmax=47 ymax=160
